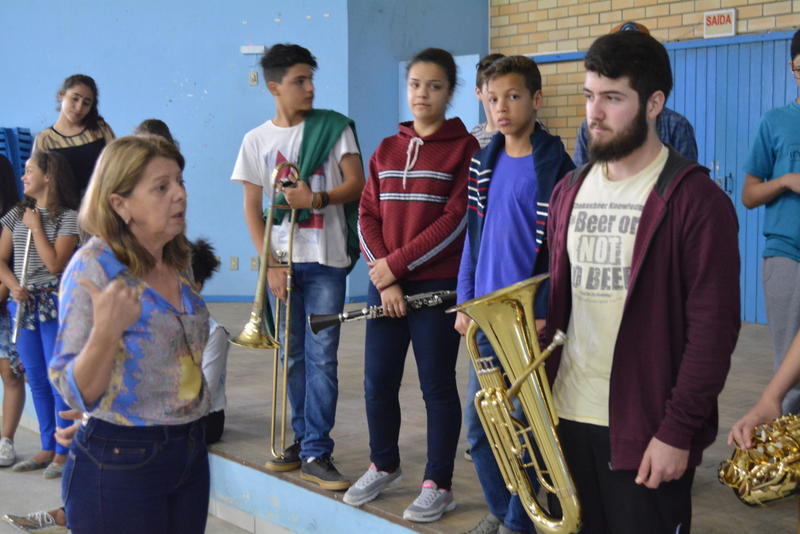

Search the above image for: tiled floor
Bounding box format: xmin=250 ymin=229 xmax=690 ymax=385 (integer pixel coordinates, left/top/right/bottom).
xmin=209 ymin=301 xmax=797 ymax=533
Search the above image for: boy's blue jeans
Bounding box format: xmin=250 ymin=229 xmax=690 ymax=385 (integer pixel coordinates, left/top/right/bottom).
xmin=277 ymin=262 xmax=347 ymax=459
xmin=62 ymin=417 xmax=209 ymax=534
xmin=465 ymin=332 xmax=534 ymax=533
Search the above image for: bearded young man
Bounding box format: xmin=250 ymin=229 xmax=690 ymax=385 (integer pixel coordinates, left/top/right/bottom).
xmin=544 ymin=31 xmax=741 ymax=534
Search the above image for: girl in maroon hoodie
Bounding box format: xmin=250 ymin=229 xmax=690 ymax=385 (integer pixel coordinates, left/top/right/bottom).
xmin=349 ymin=48 xmax=478 ymax=521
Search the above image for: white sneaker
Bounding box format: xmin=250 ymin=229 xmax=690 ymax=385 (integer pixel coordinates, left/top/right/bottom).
xmin=3 ymin=510 xmax=68 ymax=533
xmin=402 ymin=480 xmax=456 ymax=522
xmin=0 ymin=437 xmax=15 ymax=467
xmin=343 ymin=464 xmax=402 ymax=506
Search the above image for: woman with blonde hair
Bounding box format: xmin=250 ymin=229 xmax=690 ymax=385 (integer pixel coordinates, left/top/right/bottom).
xmin=49 ymin=135 xmax=209 ymax=533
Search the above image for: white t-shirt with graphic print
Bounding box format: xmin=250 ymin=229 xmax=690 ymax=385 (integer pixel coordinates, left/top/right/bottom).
xmin=230 ymin=119 xmax=359 ymax=268
xmin=553 ymin=145 xmax=668 ymax=427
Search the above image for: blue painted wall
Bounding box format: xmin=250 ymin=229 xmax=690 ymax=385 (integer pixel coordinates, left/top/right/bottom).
xmin=0 ymin=0 xmax=350 ymax=299
xmin=347 ymin=0 xmax=488 ymax=162
xmin=0 ymin=0 xmax=488 ymax=301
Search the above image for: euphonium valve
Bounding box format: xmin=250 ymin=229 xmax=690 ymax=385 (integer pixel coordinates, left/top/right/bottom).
xmin=451 ymin=274 xmax=581 ymax=534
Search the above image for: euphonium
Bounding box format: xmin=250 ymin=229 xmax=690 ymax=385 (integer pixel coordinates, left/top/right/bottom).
xmin=451 ymin=273 xmax=581 ymax=534
xmin=231 ymin=161 xmax=299 ymax=465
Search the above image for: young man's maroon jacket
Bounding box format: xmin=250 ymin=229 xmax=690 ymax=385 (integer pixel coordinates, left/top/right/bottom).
xmin=545 ymin=148 xmax=741 ymax=470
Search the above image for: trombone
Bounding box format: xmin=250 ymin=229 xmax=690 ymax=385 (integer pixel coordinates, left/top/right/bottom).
xmin=231 ymin=162 xmax=299 ymax=467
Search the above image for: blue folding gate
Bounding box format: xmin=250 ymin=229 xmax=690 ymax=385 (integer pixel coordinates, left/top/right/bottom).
xmin=668 ymin=31 xmax=797 ymax=324
xmin=0 ymin=127 xmax=33 ymax=193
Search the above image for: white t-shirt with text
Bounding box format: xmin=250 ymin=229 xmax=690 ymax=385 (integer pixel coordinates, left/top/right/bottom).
xmin=230 ymin=119 xmax=359 ymax=267
xmin=554 ymin=145 xmax=668 ymax=426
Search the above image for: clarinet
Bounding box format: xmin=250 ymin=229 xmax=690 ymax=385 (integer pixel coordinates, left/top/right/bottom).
xmin=308 ymin=290 xmax=456 ymax=334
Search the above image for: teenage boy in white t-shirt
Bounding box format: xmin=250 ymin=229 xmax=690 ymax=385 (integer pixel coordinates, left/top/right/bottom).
xmin=230 ymin=43 xmax=364 ymax=491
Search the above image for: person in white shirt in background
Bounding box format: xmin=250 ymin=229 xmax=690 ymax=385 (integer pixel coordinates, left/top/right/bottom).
xmin=190 ymin=238 xmax=229 ymax=445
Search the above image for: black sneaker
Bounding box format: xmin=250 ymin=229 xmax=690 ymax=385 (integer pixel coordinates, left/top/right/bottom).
xmin=264 ymin=441 xmax=301 ymax=472
xmin=300 ymin=456 xmax=351 ymax=491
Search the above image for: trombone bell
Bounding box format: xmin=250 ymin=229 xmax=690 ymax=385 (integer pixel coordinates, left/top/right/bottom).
xmin=231 ymin=310 xmax=280 ymax=349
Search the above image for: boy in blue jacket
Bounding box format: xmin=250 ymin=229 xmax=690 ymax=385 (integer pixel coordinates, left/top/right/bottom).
xmin=455 ymin=55 xmax=574 ymax=534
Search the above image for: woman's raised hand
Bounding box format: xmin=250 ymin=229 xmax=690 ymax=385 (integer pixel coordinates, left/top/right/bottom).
xmin=78 ymin=278 xmax=141 ymax=340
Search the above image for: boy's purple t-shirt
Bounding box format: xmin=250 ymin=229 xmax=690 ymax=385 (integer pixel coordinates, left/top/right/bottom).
xmin=470 ymin=149 xmax=540 ymax=299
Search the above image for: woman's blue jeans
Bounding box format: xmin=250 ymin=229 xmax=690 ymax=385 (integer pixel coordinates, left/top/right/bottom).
xmin=62 ymin=418 xmax=209 ymax=534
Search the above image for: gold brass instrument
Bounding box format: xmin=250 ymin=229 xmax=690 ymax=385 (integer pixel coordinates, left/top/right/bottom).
xmin=11 ymin=227 xmax=33 ymax=344
xmin=719 ymin=414 xmax=800 ymax=506
xmin=231 ymin=161 xmax=299 ymax=464
xmin=451 ymin=273 xmax=581 ymax=534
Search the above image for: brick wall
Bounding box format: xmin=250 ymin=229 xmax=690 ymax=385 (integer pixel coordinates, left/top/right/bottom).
xmin=490 ymin=0 xmax=800 ymax=154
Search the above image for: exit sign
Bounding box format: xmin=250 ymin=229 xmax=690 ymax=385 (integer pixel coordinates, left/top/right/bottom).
xmin=704 ymin=9 xmax=736 ymax=39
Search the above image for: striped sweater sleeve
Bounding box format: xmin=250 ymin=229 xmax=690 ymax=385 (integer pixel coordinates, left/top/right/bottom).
xmin=358 ymin=153 xmax=390 ymax=263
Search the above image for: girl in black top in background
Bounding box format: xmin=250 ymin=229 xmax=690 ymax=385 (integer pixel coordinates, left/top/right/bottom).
xmin=35 ymin=74 xmax=115 ymax=199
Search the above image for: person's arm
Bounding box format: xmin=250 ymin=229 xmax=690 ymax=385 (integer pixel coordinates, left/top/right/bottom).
xmin=454 ymin=225 xmax=475 ymax=336
xmin=641 ymin=177 xmax=740 ymax=489
xmin=358 ymin=152 xmax=392 ymax=283
xmin=330 ymin=152 xmax=366 ymax=204
xmin=201 ymin=324 xmax=229 ymax=395
xmin=23 ymin=209 xmax=77 ymax=274
xmin=50 ymin=253 xmax=142 ymax=410
xmin=728 ymin=328 xmax=800 ymax=449
xmin=55 ymin=409 xmax=83 ymax=448
xmin=740 ymin=112 xmax=800 ymax=208
xmin=283 ymin=128 xmax=365 ymax=209
xmin=242 ymin=182 xmax=266 ymax=255
xmin=572 ymin=121 xmax=589 ymax=167
xmin=742 ymin=172 xmax=800 ymax=209
xmin=0 ymin=226 xmax=26 ymax=302
xmin=663 ymin=112 xmax=698 ymax=162
xmin=34 ymin=131 xmax=47 ymax=152
xmin=102 ymin=121 xmax=116 ymax=143
xmin=70 ymin=279 xmax=141 ymax=406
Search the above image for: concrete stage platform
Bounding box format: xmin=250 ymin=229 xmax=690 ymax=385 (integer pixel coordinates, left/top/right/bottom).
xmin=207 ymin=302 xmax=797 ymax=534
xmin=2 ymin=301 xmax=797 ymax=533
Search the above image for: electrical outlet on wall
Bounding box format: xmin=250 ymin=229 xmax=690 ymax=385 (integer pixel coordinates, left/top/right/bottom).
xmin=230 ymin=257 xmax=239 ymax=271
xmin=250 ymin=257 xmax=259 ymax=270
xmin=248 ymin=71 xmax=258 ymax=86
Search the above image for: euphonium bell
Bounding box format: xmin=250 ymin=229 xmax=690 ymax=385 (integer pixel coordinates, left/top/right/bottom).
xmin=451 ymin=273 xmax=581 ymax=534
